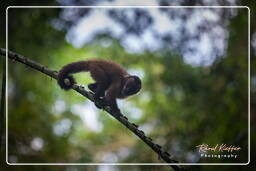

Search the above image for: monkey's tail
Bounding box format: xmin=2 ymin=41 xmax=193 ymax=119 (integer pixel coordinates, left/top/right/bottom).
xmin=57 ymin=61 xmax=90 ymax=90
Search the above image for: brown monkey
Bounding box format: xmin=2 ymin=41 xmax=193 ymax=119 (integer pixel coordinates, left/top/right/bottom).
xmin=57 ymin=59 xmax=141 ymax=113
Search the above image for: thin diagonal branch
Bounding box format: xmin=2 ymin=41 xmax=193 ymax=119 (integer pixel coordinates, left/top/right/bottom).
xmin=0 ymin=48 xmax=185 ymax=171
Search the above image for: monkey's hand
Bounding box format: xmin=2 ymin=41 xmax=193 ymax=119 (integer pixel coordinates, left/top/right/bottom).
xmin=93 ymin=94 xmax=107 ymax=109
xmin=93 ymin=96 xmax=106 ymax=109
xmin=105 ymin=100 xmax=121 ymax=114
xmin=94 ymin=96 xmax=120 ymax=114
xmin=110 ymin=106 xmax=121 ymax=114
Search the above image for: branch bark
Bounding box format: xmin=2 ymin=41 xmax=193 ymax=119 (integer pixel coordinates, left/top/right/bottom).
xmin=0 ymin=48 xmax=185 ymax=171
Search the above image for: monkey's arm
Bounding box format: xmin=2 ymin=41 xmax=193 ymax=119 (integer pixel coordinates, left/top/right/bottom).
xmin=105 ymin=81 xmax=121 ymax=113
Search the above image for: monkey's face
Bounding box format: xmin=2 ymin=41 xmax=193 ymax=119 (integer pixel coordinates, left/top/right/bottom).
xmin=122 ymin=76 xmax=141 ymax=96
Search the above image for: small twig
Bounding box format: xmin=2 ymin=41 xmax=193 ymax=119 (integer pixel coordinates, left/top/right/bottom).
xmin=0 ymin=48 xmax=185 ymax=171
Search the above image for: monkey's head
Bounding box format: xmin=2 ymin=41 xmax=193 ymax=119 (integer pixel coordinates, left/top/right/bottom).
xmin=122 ymin=75 xmax=141 ymax=97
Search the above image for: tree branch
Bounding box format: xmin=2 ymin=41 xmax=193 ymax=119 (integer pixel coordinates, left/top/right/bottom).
xmin=0 ymin=48 xmax=185 ymax=171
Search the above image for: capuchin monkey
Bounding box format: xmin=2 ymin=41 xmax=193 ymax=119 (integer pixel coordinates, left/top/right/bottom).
xmin=57 ymin=59 xmax=141 ymax=113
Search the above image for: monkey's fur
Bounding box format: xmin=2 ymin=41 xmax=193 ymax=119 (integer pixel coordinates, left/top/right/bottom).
xmin=57 ymin=59 xmax=141 ymax=112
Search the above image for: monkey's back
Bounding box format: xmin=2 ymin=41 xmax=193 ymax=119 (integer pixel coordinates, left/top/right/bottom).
xmin=87 ymin=59 xmax=128 ymax=79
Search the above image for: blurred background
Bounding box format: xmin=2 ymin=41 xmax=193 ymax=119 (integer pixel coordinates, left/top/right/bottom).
xmin=0 ymin=0 xmax=255 ymax=171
